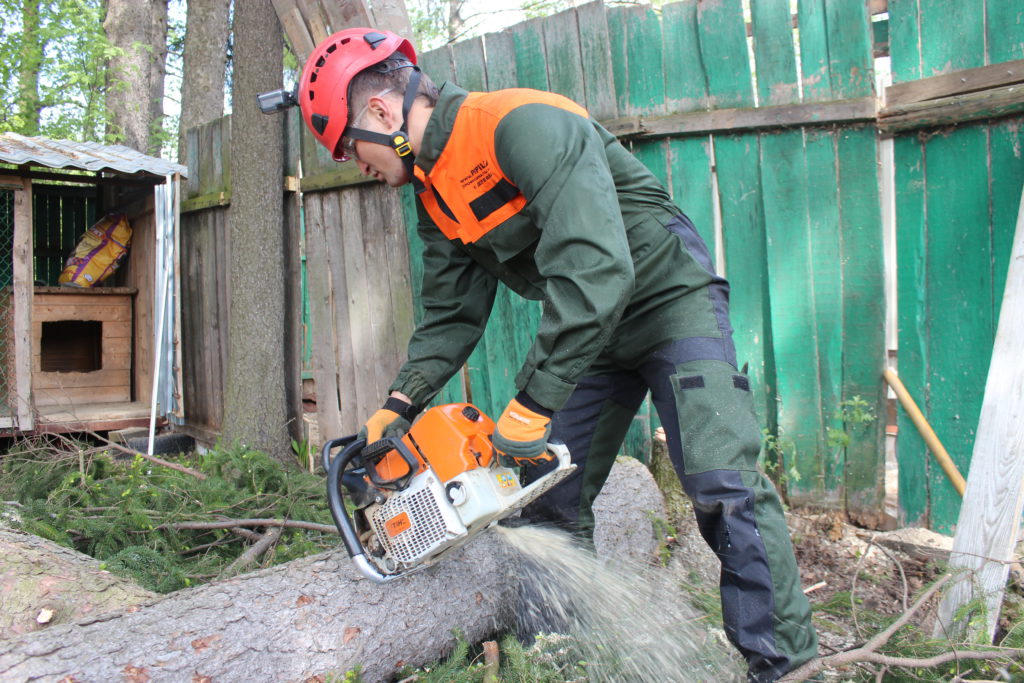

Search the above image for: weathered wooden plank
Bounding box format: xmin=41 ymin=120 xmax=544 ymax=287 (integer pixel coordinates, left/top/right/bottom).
xmin=359 ymin=186 xmax=402 ymax=406
xmin=198 ymin=118 xmax=217 ymax=197
xmin=482 ymin=30 xmax=517 ymax=91
xmin=419 ymin=45 xmax=454 ymax=87
xmin=878 ymin=83 xmax=1024 ymax=133
xmin=936 ymin=185 xmax=1024 ymax=642
xmin=369 ymin=0 xmax=412 ymax=38
xmin=823 ymin=0 xmax=874 ymax=99
xmin=750 ymin=0 xmax=799 ymax=107
xmin=575 ymin=0 xmax=617 ymax=120
xmin=299 ymin=166 xmax=370 ymax=193
xmin=338 ymin=189 xmax=376 ymax=428
xmin=837 ymin=126 xmax=887 ymax=525
xmin=511 ymin=18 xmax=548 ymax=91
xmin=696 ymin=0 xmax=754 ymax=109
xmin=33 ymin=302 xmax=132 ymax=323
xmin=33 ymin=369 xmax=130 ymax=390
xmin=760 ymin=130 xmax=826 ymax=502
xmin=322 ymin=190 xmax=357 ymax=433
xmin=607 ymin=5 xmax=664 ymax=116
xmin=184 ymin=126 xmax=201 ymax=197
xmin=920 ymin=0 xmax=984 ymax=76
xmin=302 ymin=193 xmax=342 ymax=438
xmin=34 ymin=384 xmax=130 ymax=406
xmin=888 ymin=0 xmax=922 ymax=84
xmin=451 ymin=36 xmax=487 ymax=91
xmin=803 ymin=128 xmax=843 ymax=497
xmin=125 ymin=206 xmax=154 ymax=407
xmin=632 ymin=140 xmax=668 ymax=189
xmin=714 ymin=134 xmax=774 ymax=430
xmin=886 ymin=58 xmax=1024 ymax=107
xmin=988 ymin=0 xmax=1024 ymax=64
xmin=375 ymin=185 xmax=415 ymax=384
xmin=541 ymin=7 xmax=585 ymax=104
xmin=990 ymin=119 xmax=1024 ymax=323
xmin=319 ymin=0 xmax=371 ymax=33
xmin=180 ymin=191 xmax=231 ymax=214
xmin=270 ymin=0 xmax=315 ymax=62
xmin=613 ymin=96 xmax=878 ymax=138
xmin=661 ymin=1 xmax=710 ymax=114
xmin=13 ymin=177 xmax=33 ymax=430
xmin=798 ymin=0 xmax=833 ymax=101
xmin=924 ymin=126 xmax=992 ymax=532
xmin=295 ymin=0 xmax=329 ymax=45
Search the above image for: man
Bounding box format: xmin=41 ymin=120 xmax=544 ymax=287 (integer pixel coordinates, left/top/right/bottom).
xmin=284 ymin=27 xmax=818 ymax=682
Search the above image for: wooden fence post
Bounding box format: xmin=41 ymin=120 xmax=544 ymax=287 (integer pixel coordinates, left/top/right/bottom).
xmin=936 ymin=186 xmax=1024 ymax=641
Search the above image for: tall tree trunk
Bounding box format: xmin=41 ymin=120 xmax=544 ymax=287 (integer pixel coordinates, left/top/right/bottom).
xmin=222 ymin=0 xmax=292 ymax=463
xmin=16 ymin=0 xmax=43 ymax=136
xmin=178 ymin=0 xmax=231 ymax=160
xmin=104 ymin=0 xmax=169 ymax=154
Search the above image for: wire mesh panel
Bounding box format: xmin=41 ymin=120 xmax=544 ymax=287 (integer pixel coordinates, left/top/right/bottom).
xmin=0 ymin=189 xmax=14 ymax=419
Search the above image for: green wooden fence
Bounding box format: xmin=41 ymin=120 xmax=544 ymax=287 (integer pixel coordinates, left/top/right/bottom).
xmin=396 ymin=0 xmax=887 ymax=520
xmin=890 ymin=0 xmax=1024 ymax=532
xmin=181 ymin=0 xmax=1024 ymax=531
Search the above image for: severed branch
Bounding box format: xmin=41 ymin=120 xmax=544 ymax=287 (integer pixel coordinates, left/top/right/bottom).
xmin=219 ymin=526 xmax=283 ymax=578
xmin=781 ymin=574 xmax=1024 ymax=681
xmin=159 ymin=518 xmax=338 ymax=535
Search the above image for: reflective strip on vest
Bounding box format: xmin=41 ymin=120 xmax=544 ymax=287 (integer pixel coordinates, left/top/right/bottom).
xmin=415 ymin=89 xmax=589 ymax=244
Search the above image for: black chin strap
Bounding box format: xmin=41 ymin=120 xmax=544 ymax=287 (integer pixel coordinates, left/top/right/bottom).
xmin=342 ymin=66 xmax=422 ymax=182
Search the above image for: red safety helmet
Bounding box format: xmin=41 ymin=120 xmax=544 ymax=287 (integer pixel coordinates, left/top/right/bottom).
xmin=298 ymin=28 xmax=417 ymax=162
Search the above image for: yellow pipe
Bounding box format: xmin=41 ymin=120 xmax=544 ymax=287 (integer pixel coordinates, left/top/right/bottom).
xmin=883 ymin=368 xmax=967 ymax=497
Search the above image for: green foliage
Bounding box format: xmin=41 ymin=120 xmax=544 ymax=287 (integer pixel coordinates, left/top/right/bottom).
xmin=394 ymin=631 xmax=589 ymax=683
xmin=826 ymin=395 xmax=877 ymax=451
xmin=761 ymin=427 xmax=799 ymax=491
xmin=0 ymin=436 xmax=335 ymax=593
xmin=0 ymin=0 xmax=113 ymax=141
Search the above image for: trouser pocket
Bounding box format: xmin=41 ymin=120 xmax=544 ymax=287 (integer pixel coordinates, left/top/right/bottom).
xmin=668 ymin=360 xmax=762 ymax=475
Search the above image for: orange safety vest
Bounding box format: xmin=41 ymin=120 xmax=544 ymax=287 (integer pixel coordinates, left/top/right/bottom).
xmin=414 ymin=89 xmax=589 ymax=244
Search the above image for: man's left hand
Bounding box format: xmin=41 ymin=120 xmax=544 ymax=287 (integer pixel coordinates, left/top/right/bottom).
xmin=492 ymin=394 xmax=554 ymax=467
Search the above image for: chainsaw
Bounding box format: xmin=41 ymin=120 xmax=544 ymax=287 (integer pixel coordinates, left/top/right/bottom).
xmin=323 ymin=403 xmax=575 ymax=583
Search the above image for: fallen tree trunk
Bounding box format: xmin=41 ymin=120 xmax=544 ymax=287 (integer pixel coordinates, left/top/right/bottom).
xmin=0 ymin=458 xmax=672 ymax=682
xmin=0 ymin=534 xmax=517 ymax=682
xmin=0 ymin=528 xmax=157 ymax=639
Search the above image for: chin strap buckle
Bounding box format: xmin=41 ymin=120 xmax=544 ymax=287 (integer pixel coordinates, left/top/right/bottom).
xmin=391 ymin=132 xmax=414 ymax=157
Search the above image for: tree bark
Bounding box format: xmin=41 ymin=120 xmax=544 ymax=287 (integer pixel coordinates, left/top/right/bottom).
xmin=0 ymin=458 xmax=669 ymax=681
xmin=178 ymin=0 xmax=231 ymax=160
xmin=221 ymin=0 xmax=294 ymax=465
xmin=16 ymin=0 xmax=43 ymax=136
xmin=0 ymin=535 xmax=516 ymax=683
xmin=104 ymin=0 xmax=169 ymax=154
xmin=0 ymin=528 xmax=156 ymax=640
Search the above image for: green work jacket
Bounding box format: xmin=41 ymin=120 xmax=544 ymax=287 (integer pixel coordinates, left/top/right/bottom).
xmin=390 ymin=83 xmax=720 ymax=412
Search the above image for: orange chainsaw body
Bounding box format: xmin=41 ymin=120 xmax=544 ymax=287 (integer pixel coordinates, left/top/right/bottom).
xmin=367 ymin=403 xmax=497 ymax=486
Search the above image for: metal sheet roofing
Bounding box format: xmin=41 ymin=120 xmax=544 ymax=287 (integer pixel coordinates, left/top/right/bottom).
xmin=0 ymin=132 xmax=187 ymax=178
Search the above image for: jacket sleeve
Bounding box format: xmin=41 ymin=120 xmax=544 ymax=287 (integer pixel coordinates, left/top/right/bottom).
xmin=494 ymin=104 xmax=636 ymax=411
xmin=388 ymin=199 xmax=498 ymax=407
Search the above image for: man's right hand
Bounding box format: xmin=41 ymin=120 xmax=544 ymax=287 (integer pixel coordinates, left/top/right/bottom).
xmin=360 ymin=395 xmax=417 ymax=443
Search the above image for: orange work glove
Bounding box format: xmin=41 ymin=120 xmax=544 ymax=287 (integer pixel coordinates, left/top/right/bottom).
xmin=492 ymin=394 xmax=554 ymax=467
xmin=359 ymin=396 xmax=417 ymax=443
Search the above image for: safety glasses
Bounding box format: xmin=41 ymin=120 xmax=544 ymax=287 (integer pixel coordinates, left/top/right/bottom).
xmin=338 ymin=87 xmax=396 ymax=162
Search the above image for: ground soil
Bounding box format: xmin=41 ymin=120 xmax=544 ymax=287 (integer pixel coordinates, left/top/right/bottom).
xmin=788 ymin=511 xmax=951 ymax=655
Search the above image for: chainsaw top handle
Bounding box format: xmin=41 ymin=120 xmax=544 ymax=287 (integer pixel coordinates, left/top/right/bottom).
xmin=360 ymin=436 xmax=422 ymax=490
